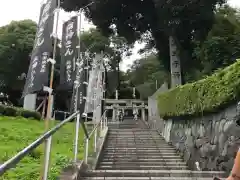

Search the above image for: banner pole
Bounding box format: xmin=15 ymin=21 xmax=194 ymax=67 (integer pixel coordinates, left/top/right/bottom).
xmin=73 ymin=9 xmax=82 ymax=162
xmin=41 ymin=0 xmax=60 ymax=179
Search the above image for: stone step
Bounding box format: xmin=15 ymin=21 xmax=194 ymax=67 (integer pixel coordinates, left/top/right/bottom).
xmin=106 ymin=142 xmax=168 ymax=144
xmin=104 ymin=148 xmax=176 ymax=150
xmin=82 ymin=177 xmax=222 ymax=180
xmin=106 ymin=145 xmax=172 ymax=148
xmin=103 ymin=149 xmax=176 ymax=154
xmin=102 ymin=155 xmax=181 ymax=159
xmin=107 ymin=136 xmax=165 ymax=138
xmin=108 ymin=135 xmax=162 ymax=136
xmin=101 ymin=158 xmax=184 ymax=162
xmin=106 ymin=143 xmax=168 ymax=145
xmin=103 ymin=151 xmax=177 ymax=154
xmin=106 ymin=143 xmax=170 ymax=146
xmin=82 ymin=170 xmax=226 ymax=178
xmin=103 ymin=153 xmax=177 ymax=159
xmin=107 ymin=138 xmax=165 ymax=139
xmin=106 ymin=141 xmax=167 ymax=143
xmin=97 ymin=165 xmax=188 ymax=170
xmin=107 ymin=136 xmax=164 ymax=138
xmin=100 ymin=161 xmax=186 ymax=165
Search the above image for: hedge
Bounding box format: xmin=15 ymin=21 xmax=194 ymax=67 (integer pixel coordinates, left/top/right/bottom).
xmin=158 ymin=59 xmax=240 ymax=118
xmin=0 ymin=105 xmax=41 ymax=120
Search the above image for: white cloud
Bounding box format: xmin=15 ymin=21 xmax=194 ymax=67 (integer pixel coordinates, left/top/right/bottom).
xmin=0 ymin=0 xmax=94 ymax=31
xmin=228 ymin=0 xmax=240 ymax=8
xmin=0 ymin=0 xmax=42 ymax=27
xmin=0 ymin=0 xmax=240 ymax=71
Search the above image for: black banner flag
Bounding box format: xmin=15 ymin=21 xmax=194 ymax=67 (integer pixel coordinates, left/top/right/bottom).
xmin=60 ymin=16 xmax=78 ymax=90
xmin=22 ymin=0 xmax=57 ymax=97
xmin=70 ymin=54 xmax=87 ymax=114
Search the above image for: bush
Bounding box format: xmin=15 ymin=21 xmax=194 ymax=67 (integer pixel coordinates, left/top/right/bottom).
xmin=158 ymin=60 xmax=240 ymax=118
xmin=20 ymin=109 xmax=41 ymax=120
xmin=0 ymin=105 xmax=41 ymax=120
xmin=4 ymin=106 xmax=17 ymax=116
xmin=0 ymin=105 xmax=5 ymax=114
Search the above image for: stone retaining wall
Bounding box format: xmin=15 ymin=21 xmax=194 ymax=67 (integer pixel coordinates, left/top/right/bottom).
xmin=162 ymin=103 xmax=240 ymax=173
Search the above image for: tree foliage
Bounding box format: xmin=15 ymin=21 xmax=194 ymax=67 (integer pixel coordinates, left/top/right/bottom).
xmin=80 ymin=28 xmax=130 ymax=71
xmin=126 ymin=54 xmax=169 ymax=99
xmin=0 ymin=20 xmax=37 ymax=104
xmin=61 ymin=0 xmax=226 ymax=74
xmin=185 ymin=5 xmax=240 ymax=82
xmin=79 ymin=28 xmax=131 ymax=98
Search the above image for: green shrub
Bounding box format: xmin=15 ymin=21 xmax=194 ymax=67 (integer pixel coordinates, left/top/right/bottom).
xmin=20 ymin=109 xmax=41 ymax=120
xmin=0 ymin=105 xmax=41 ymax=120
xmin=0 ymin=105 xmax=5 ymax=114
xmin=158 ymin=59 xmax=240 ymax=118
xmin=4 ymin=106 xmax=17 ymax=116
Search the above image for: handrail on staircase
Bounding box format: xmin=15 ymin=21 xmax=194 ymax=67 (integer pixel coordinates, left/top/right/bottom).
xmin=0 ymin=109 xmax=108 ymax=178
xmin=0 ymin=111 xmax=79 ymax=176
xmin=83 ymin=110 xmax=108 ymax=164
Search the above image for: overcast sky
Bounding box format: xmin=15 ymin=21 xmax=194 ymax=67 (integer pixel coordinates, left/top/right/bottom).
xmin=0 ymin=0 xmax=239 ymax=71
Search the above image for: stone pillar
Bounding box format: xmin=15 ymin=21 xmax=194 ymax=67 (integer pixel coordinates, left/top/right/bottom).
xmin=141 ymin=103 xmax=145 ymax=121
xmin=141 ymin=108 xmax=145 ymax=121
xmin=169 ymin=36 xmax=182 ymax=88
xmin=163 ymin=119 xmax=173 ymax=143
xmin=112 ymin=105 xmax=115 ymax=122
xmin=23 ymin=94 xmax=37 ymax=111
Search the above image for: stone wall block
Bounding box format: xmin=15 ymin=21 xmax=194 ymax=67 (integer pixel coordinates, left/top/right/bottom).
xmin=165 ymin=104 xmax=240 ymax=173
xmin=225 ymin=105 xmax=237 ymax=121
xmin=219 ymin=119 xmax=227 ymax=133
xmin=218 ymin=133 xmax=227 ymax=152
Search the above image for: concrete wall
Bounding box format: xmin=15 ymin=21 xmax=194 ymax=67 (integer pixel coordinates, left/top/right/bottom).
xmin=23 ymin=94 xmax=37 ymax=111
xmin=162 ymin=103 xmax=240 ymax=173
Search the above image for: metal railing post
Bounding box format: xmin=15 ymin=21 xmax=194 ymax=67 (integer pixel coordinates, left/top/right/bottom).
xmin=101 ymin=114 xmax=106 ymax=129
xmin=100 ymin=118 xmax=103 ymax=132
xmin=43 ymin=136 xmax=52 ymax=180
xmin=84 ymin=138 xmax=89 ymax=163
xmin=94 ymin=129 xmax=97 ymax=153
xmin=73 ymin=113 xmax=80 ymax=162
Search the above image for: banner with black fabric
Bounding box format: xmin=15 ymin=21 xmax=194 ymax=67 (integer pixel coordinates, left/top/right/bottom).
xmin=70 ymin=54 xmax=86 ymax=114
xmin=60 ymin=16 xmax=78 ymax=90
xmin=22 ymin=0 xmax=57 ymax=97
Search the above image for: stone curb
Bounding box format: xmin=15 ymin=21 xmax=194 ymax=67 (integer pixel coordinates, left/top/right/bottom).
xmin=92 ymin=127 xmax=109 ymax=170
xmin=58 ymin=161 xmax=87 ymax=180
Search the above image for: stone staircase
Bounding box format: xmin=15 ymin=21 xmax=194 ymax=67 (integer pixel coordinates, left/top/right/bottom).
xmin=79 ymin=119 xmax=226 ymax=180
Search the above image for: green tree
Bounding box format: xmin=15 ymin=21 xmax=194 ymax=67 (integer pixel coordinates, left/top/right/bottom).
xmin=61 ymin=0 xmax=225 ymax=75
xmin=189 ymin=5 xmax=240 ymax=81
xmin=126 ymin=54 xmax=169 ymax=99
xmin=0 ymin=20 xmax=37 ymax=105
xmin=80 ymin=28 xmax=130 ymax=70
xmin=80 ymin=28 xmax=131 ymax=97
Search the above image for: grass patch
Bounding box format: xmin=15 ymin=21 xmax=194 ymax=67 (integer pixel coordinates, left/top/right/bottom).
xmin=0 ymin=116 xmax=92 ymax=180
xmin=158 ymin=60 xmax=240 ymax=118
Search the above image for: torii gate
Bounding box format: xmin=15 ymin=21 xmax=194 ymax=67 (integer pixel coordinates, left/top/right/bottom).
xmin=104 ymin=99 xmax=148 ymax=121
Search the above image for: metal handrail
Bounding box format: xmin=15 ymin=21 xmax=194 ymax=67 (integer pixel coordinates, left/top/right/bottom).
xmin=88 ymin=110 xmax=107 ymax=138
xmin=0 ymin=111 xmax=79 ymax=176
xmin=83 ymin=110 xmax=108 ymax=163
